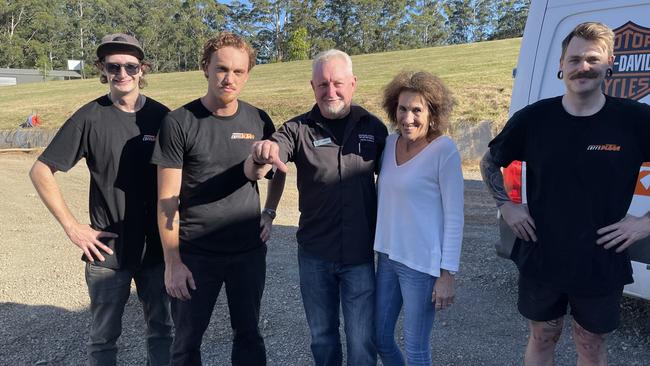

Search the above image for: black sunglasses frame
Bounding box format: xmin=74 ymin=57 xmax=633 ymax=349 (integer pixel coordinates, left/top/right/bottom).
xmin=104 ymin=62 xmax=141 ymax=76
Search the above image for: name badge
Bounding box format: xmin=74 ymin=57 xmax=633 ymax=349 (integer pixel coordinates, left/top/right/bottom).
xmin=358 ymin=134 xmax=375 ymax=143
xmin=313 ymin=138 xmax=332 ymax=147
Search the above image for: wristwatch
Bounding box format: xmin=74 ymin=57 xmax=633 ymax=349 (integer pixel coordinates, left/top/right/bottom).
xmin=262 ymin=208 xmax=277 ymax=220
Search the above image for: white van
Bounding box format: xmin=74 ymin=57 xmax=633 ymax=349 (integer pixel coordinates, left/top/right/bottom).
xmin=498 ymin=0 xmax=650 ymax=300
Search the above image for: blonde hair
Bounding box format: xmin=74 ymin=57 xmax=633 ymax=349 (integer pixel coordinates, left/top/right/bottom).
xmin=561 ymin=22 xmax=614 ymax=59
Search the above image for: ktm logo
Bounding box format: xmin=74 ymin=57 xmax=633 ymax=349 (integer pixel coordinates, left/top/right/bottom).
xmin=603 ymin=21 xmax=650 ymax=100
xmin=635 ymin=170 xmax=650 ymax=196
xmin=231 ymin=133 xmax=255 ymax=140
xmin=586 ymin=144 xmax=621 ymax=151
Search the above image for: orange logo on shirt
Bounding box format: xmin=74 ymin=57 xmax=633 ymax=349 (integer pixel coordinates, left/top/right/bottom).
xmin=231 ymin=133 xmax=256 ymax=140
xmin=635 ymin=164 xmax=650 ymax=196
xmin=586 ymin=144 xmax=621 ymax=151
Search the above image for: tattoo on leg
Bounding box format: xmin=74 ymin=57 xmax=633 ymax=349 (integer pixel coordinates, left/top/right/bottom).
xmin=530 ymin=320 xmax=563 ymax=345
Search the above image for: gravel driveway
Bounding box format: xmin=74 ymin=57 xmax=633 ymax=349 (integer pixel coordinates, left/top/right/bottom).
xmin=1 ymin=152 xmax=649 ymax=365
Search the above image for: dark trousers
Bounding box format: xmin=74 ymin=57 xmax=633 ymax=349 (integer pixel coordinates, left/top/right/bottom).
xmin=85 ymin=262 xmax=172 ymax=366
xmin=171 ymin=245 xmax=267 ymax=366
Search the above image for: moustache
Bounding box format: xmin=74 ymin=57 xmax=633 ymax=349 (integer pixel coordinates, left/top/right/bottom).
xmin=569 ymin=70 xmax=601 ymax=80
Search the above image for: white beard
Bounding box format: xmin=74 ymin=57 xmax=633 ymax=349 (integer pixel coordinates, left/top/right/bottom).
xmin=322 ymin=102 xmax=347 ymax=119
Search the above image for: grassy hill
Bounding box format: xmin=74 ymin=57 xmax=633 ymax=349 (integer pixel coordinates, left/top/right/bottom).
xmin=0 ymin=38 xmax=520 ymax=131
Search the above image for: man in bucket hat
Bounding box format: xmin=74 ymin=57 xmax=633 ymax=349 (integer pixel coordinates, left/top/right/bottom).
xmin=30 ymin=33 xmax=172 ymax=365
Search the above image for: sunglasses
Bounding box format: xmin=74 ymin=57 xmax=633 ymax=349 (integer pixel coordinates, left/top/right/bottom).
xmin=104 ymin=62 xmax=141 ymax=76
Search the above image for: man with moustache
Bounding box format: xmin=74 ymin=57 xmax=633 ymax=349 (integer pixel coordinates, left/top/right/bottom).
xmin=244 ymin=49 xmax=387 ymax=366
xmin=30 ymin=34 xmax=172 ymax=365
xmin=152 ymin=32 xmax=284 ymax=365
xmin=481 ymin=22 xmax=650 ymax=365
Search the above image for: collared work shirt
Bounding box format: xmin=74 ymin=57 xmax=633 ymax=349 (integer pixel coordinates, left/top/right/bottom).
xmin=273 ymin=104 xmax=388 ymax=264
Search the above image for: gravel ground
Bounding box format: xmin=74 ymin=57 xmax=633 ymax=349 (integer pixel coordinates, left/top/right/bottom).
xmin=1 ymin=152 xmax=649 ymax=365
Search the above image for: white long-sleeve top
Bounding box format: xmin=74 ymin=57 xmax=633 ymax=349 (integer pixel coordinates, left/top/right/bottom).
xmin=374 ymin=133 xmax=464 ymax=277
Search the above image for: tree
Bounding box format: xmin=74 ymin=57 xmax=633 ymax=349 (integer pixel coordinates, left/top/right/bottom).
xmin=409 ymin=0 xmax=447 ymax=48
xmin=472 ymin=0 xmax=495 ymax=42
xmin=286 ymin=26 xmax=309 ymax=60
xmin=323 ymin=0 xmax=357 ymax=53
xmin=444 ymin=0 xmax=473 ymax=44
xmin=248 ymin=0 xmax=292 ymax=62
xmin=491 ymin=0 xmax=529 ymax=40
xmin=284 ymin=0 xmax=333 ymax=58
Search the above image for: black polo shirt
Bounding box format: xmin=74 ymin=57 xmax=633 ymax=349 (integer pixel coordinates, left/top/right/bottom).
xmin=38 ymin=95 xmax=169 ymax=270
xmin=273 ymin=104 xmax=388 ymax=264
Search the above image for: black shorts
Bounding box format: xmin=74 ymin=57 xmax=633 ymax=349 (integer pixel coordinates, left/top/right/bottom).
xmin=517 ymin=275 xmax=623 ymax=334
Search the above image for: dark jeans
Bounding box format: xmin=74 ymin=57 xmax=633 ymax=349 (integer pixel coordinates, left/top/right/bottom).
xmin=298 ymin=246 xmax=376 ymax=366
xmin=171 ymin=245 xmax=267 ymax=366
xmin=85 ymin=262 xmax=172 ymax=366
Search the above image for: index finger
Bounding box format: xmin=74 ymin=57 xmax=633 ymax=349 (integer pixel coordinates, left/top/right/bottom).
xmin=273 ymin=158 xmax=288 ymax=173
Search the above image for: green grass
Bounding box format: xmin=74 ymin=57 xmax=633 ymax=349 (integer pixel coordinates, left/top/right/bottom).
xmin=0 ymin=38 xmax=520 ymax=131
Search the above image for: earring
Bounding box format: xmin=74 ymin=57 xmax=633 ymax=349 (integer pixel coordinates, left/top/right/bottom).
xmin=606 ymin=68 xmax=613 ymax=77
xmin=557 ymin=70 xmax=563 ymax=79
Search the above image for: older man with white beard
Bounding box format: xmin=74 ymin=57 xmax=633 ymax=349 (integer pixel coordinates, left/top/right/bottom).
xmin=244 ymin=49 xmax=388 ymax=366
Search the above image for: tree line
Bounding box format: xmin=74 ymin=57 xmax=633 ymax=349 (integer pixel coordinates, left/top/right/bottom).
xmin=0 ymin=0 xmax=529 ymax=76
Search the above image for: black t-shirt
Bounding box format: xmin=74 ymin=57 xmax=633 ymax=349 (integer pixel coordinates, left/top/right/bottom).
xmin=322 ymin=115 xmax=348 ymax=144
xmin=38 ymin=95 xmax=169 ymax=270
xmin=151 ymin=99 xmax=275 ymax=256
xmin=489 ymin=95 xmax=650 ymax=295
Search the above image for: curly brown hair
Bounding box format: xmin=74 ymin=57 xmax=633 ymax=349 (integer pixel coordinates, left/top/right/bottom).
xmin=94 ymin=59 xmax=152 ymax=89
xmin=200 ymin=32 xmax=256 ymax=75
xmin=382 ymin=71 xmax=454 ymax=138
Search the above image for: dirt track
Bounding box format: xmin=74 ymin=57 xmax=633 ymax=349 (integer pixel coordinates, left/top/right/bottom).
xmin=1 ymin=151 xmax=649 ymax=365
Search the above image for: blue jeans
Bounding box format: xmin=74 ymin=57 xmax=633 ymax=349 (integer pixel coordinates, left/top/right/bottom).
xmin=85 ymin=262 xmax=172 ymax=366
xmin=298 ymin=246 xmax=376 ymax=366
xmin=374 ymin=253 xmax=436 ymax=366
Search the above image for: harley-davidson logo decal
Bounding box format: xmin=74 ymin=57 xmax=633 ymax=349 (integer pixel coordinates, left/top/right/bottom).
xmin=603 ymin=21 xmax=650 ymax=100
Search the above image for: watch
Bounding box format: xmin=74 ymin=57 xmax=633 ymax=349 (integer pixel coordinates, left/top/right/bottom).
xmin=262 ymin=208 xmax=277 ymax=220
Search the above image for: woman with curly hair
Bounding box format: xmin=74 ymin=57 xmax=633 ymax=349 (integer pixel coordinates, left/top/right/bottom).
xmin=374 ymin=71 xmax=464 ymax=365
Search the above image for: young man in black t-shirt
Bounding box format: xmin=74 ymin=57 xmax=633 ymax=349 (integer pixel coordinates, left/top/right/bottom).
xmin=481 ymin=22 xmax=650 ymax=365
xmin=30 ymin=34 xmax=172 ymax=365
xmin=152 ymin=32 xmax=285 ymax=365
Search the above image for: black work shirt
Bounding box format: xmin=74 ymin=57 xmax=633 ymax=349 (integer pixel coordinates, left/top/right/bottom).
xmin=151 ymin=99 xmax=275 ymax=256
xmin=273 ymin=104 xmax=388 ymax=264
xmin=39 ymin=95 xmax=169 ymax=270
xmin=489 ymin=95 xmax=650 ymax=295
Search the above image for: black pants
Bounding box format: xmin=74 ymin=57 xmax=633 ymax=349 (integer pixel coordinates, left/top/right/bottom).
xmin=171 ymin=245 xmax=267 ymax=366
